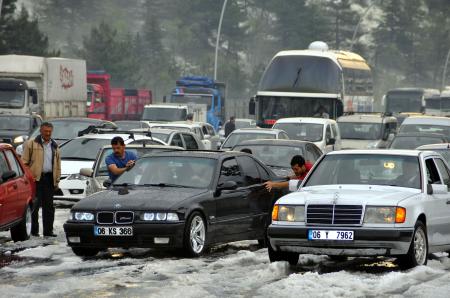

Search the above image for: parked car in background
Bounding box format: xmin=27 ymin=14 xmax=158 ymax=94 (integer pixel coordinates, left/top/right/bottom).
xmin=151 ymin=122 xmax=216 ymax=150
xmin=398 ymin=116 xmax=450 ymax=136
xmin=416 ymin=143 xmax=450 ymax=165
xmin=219 ymin=118 xmax=257 ymax=143
xmin=388 ymin=132 xmax=450 ymax=150
xmin=220 ymin=128 xmax=289 ymax=151
xmin=132 ymin=128 xmax=205 ymax=150
xmin=80 ymin=144 xmax=184 ymax=196
xmin=55 ymin=132 xmax=166 ymax=201
xmin=0 ymin=114 xmax=42 ymax=148
xmin=268 ymin=150 xmax=450 ymax=268
xmin=64 ymin=150 xmax=284 ymax=257
xmin=337 ymin=113 xmax=397 ymax=149
xmin=0 ymin=144 xmax=36 ymax=241
xmin=273 ymin=117 xmax=341 ymax=153
xmin=114 ymin=120 xmax=151 ymax=130
xmin=232 ymin=139 xmax=322 ymax=177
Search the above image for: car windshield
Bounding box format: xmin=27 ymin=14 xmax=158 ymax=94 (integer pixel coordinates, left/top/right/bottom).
xmin=142 ymin=108 xmax=187 ymax=122
xmin=390 ymin=135 xmax=445 ymax=149
xmin=235 ymin=120 xmax=255 ymax=129
xmin=0 ymin=116 xmax=31 ymax=131
xmin=399 ymin=124 xmax=450 ymax=136
xmin=339 ymin=122 xmax=382 ymax=140
xmin=233 ymin=144 xmax=304 ymax=168
xmin=222 ymin=132 xmax=276 ymax=148
xmin=96 ymin=147 xmax=176 ymax=176
xmin=149 ymin=132 xmax=170 ymax=143
xmin=0 ymin=90 xmax=25 ymax=108
xmin=115 ymin=156 xmax=215 ymax=188
xmin=30 ymin=120 xmax=103 ymax=140
xmin=305 ymin=154 xmax=421 ymax=189
xmin=60 ymin=138 xmax=112 ymax=160
xmin=273 ymin=123 xmax=323 ymax=142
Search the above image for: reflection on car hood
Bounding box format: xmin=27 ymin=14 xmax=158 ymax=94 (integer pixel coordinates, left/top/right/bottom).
xmin=341 ymin=139 xmax=373 ymax=149
xmin=277 ymin=185 xmax=419 ymax=205
xmin=73 ymin=187 xmax=209 ymax=210
xmin=61 ymin=160 xmax=95 ymax=176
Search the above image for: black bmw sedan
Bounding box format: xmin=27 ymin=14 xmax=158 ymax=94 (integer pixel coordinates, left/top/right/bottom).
xmin=64 ymin=151 xmax=284 ymax=257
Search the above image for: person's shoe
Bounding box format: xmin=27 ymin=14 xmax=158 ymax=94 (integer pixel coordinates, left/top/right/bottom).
xmin=31 ymin=233 xmax=40 ymax=237
xmin=43 ymin=233 xmax=57 ymax=237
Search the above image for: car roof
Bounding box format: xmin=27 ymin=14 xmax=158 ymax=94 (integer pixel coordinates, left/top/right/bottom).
xmin=49 ymin=117 xmax=110 ymax=123
xmin=131 ymin=128 xmax=177 ymax=134
xmin=337 ymin=114 xmax=397 ymax=123
xmin=100 ymin=144 xmax=184 ymax=150
xmin=274 ymin=117 xmax=336 ymax=124
xmin=71 ymin=133 xmax=166 ymax=144
xmin=154 ymin=123 xmax=201 ymax=128
xmin=232 ymin=139 xmax=313 ymax=147
xmin=401 ymin=116 xmax=450 ymax=126
xmin=142 ymin=150 xmax=248 ymax=159
xmin=394 ymin=132 xmax=447 ymax=138
xmin=416 ymin=143 xmax=450 ymax=150
xmin=231 ymin=128 xmax=281 ymax=134
xmin=327 ymin=149 xmax=424 ymax=157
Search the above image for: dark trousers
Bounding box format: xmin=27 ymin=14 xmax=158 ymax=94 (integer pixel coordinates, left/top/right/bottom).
xmin=32 ymin=173 xmax=55 ymax=235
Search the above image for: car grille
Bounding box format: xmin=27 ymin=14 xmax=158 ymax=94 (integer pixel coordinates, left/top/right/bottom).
xmin=97 ymin=212 xmax=114 ymax=224
xmin=306 ymin=204 xmax=363 ymax=225
xmin=96 ymin=211 xmax=134 ymax=224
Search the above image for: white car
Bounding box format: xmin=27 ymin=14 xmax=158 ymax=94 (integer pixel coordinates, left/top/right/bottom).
xmin=272 ymin=117 xmax=341 ymax=153
xmin=268 ymin=149 xmax=450 ymax=268
xmin=151 ymin=122 xmax=216 ymax=149
xmin=55 ymin=132 xmax=166 ymax=201
xmin=219 ymin=128 xmax=289 ymax=151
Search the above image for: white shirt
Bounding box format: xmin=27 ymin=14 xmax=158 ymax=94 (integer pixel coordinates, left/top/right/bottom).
xmin=42 ymin=141 xmax=53 ymax=173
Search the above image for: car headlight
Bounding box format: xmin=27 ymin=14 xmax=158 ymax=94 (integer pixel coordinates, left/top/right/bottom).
xmin=272 ymin=205 xmax=305 ymax=222
xmin=67 ymin=173 xmax=88 ymax=180
xmin=13 ymin=135 xmax=25 ymax=144
xmin=72 ymin=212 xmax=94 ymax=221
xmin=364 ymin=206 xmax=406 ymax=224
xmin=142 ymin=212 xmax=179 ymax=221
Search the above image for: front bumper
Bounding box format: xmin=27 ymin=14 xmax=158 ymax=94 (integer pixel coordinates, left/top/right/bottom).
xmin=54 ymin=178 xmax=88 ymax=201
xmin=268 ymin=225 xmax=414 ymax=256
xmin=64 ymin=221 xmax=186 ymax=249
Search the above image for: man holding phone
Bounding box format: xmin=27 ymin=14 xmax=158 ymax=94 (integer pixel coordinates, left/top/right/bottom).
xmin=106 ymin=136 xmax=137 ymax=182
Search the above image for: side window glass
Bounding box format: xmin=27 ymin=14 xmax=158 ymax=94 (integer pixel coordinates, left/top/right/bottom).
xmin=202 ymin=126 xmax=208 ymax=135
xmin=237 ymin=156 xmax=261 ymax=186
xmin=331 ymin=124 xmax=338 ymax=138
xmin=5 ymin=150 xmax=22 ymax=176
xmin=312 ymin=146 xmax=322 ymax=160
xmin=182 ymin=134 xmax=199 ymax=150
xmin=256 ymin=162 xmax=270 ymax=181
xmin=218 ymin=158 xmax=244 ymax=186
xmin=171 ymin=133 xmax=184 ymax=148
xmin=0 ymin=152 xmax=10 ymax=181
xmin=425 ymin=158 xmax=442 ymax=184
xmin=304 ymin=145 xmax=314 ymax=162
xmin=326 ymin=125 xmax=332 ymax=140
xmin=435 ymin=158 xmax=450 ymax=189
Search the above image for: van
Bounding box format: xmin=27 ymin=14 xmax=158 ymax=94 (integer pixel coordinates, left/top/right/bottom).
xmin=272 ymin=117 xmax=341 ymax=153
xmin=337 ymin=113 xmax=397 ymax=149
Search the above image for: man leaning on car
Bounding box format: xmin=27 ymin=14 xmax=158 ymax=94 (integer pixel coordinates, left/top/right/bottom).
xmin=22 ymin=122 xmax=61 ymax=237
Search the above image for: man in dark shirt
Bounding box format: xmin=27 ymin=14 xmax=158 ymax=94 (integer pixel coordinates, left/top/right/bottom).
xmin=224 ymin=116 xmax=236 ymax=137
xmin=105 ymin=136 xmax=137 ymax=182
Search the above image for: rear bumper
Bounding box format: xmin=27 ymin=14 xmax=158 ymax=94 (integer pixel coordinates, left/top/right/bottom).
xmin=64 ymin=221 xmax=186 ymax=249
xmin=268 ymin=225 xmax=414 ymax=256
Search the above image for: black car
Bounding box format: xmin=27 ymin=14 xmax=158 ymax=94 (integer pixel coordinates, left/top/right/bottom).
xmin=64 ymin=151 xmax=285 ymax=257
xmin=232 ymin=139 xmax=322 ymax=177
xmin=0 ymin=114 xmax=42 ymax=147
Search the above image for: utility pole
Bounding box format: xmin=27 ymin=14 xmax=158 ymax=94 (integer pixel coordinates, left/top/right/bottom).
xmin=350 ymin=1 xmax=377 ymax=51
xmin=442 ymin=48 xmax=450 ymax=92
xmin=214 ymin=0 xmax=228 ymax=80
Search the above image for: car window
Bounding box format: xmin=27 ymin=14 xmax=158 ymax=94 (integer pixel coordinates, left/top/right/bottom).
xmin=0 ymin=152 xmax=10 ymax=181
xmin=280 ymin=132 xmax=289 ymax=139
xmin=4 ymin=150 xmax=23 ymax=176
xmin=182 ymin=133 xmax=199 ymax=150
xmin=434 ymin=158 xmax=450 ymax=189
xmin=207 ymin=126 xmax=215 ymax=136
xmin=218 ymin=158 xmax=244 ymax=186
xmin=237 ymin=156 xmax=261 ymax=186
xmin=425 ymin=158 xmax=442 ymax=185
xmin=202 ymin=125 xmax=208 ymax=135
xmin=310 ymin=145 xmax=322 ymax=160
xmin=332 ymin=124 xmax=339 ymax=138
xmin=305 ymin=145 xmax=318 ymax=162
xmin=325 ymin=125 xmax=332 ymax=140
xmin=171 ymin=133 xmax=184 ymax=148
xmin=255 ymin=162 xmax=270 ymax=181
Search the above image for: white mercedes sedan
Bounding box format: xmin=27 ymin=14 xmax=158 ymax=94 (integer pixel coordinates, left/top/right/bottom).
xmin=267 ymin=150 xmax=450 ymax=269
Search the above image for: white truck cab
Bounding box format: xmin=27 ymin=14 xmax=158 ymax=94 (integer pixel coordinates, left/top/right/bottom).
xmin=141 ymin=103 xmax=207 ymax=124
xmin=273 ymin=117 xmax=341 ymax=153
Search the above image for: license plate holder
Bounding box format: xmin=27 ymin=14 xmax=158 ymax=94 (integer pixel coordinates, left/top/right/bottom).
xmin=308 ymin=230 xmax=354 ymax=241
xmin=94 ymin=226 xmax=133 ymax=236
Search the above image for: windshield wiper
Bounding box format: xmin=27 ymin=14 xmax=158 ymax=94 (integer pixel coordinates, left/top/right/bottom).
xmin=144 ymin=183 xmax=190 ymax=188
xmin=292 ymin=67 xmax=302 ymax=87
xmin=112 ymin=182 xmax=136 ymax=187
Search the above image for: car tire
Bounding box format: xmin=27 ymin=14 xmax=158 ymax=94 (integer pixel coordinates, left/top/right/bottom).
xmin=183 ymin=211 xmax=207 ymax=257
xmin=398 ymin=221 xmax=428 ymax=269
xmin=10 ymin=205 xmax=32 ymax=242
xmin=268 ymin=243 xmax=299 ymax=265
xmin=71 ymin=247 xmax=100 ymax=257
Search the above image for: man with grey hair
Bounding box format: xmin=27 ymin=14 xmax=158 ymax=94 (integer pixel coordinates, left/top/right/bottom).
xmin=22 ymin=122 xmax=61 ymax=237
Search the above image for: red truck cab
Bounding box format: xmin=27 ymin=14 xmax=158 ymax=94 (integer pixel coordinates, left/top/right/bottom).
xmin=0 ymin=144 xmax=36 ymax=241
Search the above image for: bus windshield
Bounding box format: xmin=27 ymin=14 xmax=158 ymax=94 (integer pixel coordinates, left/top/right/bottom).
xmin=258 ymin=56 xmax=341 ymax=93
xmin=386 ymin=91 xmax=423 ymax=113
xmin=171 ymin=94 xmax=212 ymax=110
xmin=0 ymin=90 xmax=25 ymax=108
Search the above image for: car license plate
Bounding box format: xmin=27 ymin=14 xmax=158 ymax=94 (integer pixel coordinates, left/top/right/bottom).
xmin=308 ymin=230 xmax=354 ymax=241
xmin=94 ymin=226 xmax=133 ymax=236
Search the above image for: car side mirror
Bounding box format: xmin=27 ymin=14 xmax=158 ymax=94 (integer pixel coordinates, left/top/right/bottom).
xmin=103 ymin=179 xmax=112 ymax=188
xmin=430 ymin=184 xmax=448 ymax=195
xmin=2 ymin=170 xmax=16 ymax=182
xmin=289 ymin=179 xmax=301 ymax=192
xmin=327 ymin=138 xmax=336 ymax=145
xmin=80 ymin=168 xmax=93 ymax=177
xmin=249 ymin=97 xmax=255 ymax=115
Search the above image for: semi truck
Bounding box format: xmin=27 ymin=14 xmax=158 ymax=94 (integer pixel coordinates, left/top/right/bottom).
xmin=87 ymin=71 xmax=152 ymax=121
xmin=0 ymin=55 xmax=87 ymax=118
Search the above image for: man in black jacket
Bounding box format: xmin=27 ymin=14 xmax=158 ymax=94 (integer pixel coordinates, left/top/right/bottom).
xmin=224 ymin=116 xmax=236 ymax=137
